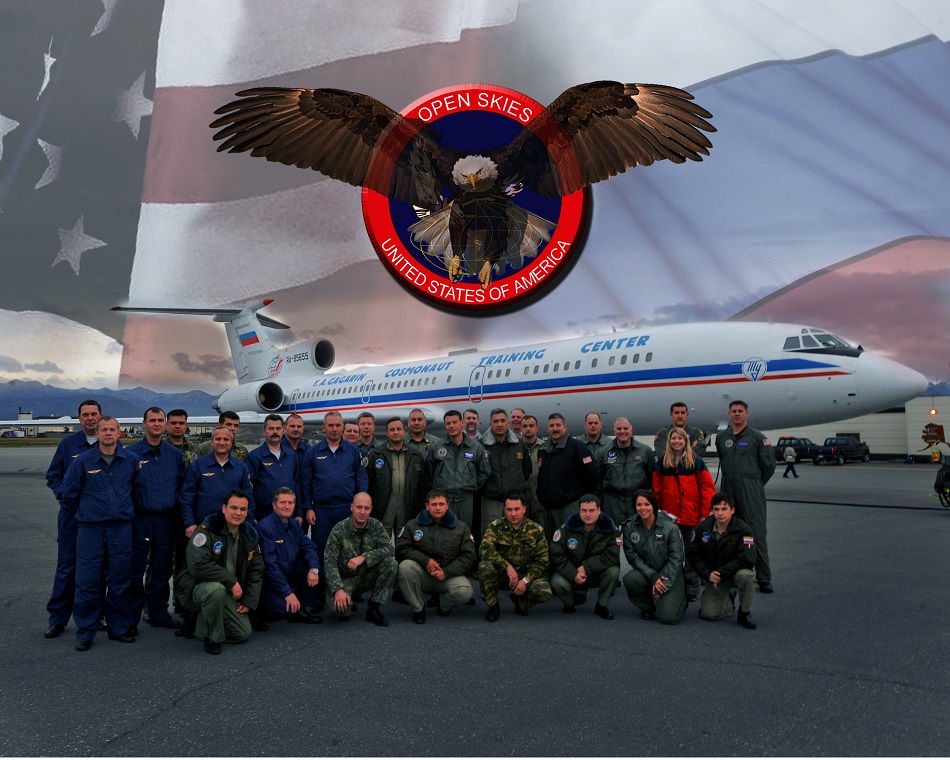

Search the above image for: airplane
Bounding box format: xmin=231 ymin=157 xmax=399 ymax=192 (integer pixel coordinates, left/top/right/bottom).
xmin=107 ymin=299 xmax=928 ymax=436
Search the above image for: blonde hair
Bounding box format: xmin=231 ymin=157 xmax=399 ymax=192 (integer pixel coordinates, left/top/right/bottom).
xmin=663 ymin=428 xmax=695 ymax=469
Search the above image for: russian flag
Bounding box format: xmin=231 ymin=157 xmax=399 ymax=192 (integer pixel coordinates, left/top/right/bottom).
xmin=239 ymin=331 xmax=259 ymax=347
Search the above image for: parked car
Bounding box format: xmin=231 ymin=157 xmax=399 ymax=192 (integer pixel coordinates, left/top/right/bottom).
xmin=813 ymin=436 xmax=871 ymax=465
xmin=773 ymin=437 xmax=818 ymax=463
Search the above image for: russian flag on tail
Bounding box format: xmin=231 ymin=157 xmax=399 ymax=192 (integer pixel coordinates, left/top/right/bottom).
xmin=239 ymin=331 xmax=259 ymax=347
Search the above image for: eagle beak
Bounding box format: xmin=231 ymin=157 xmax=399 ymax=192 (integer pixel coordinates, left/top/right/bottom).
xmin=467 ymin=173 xmax=478 ymax=189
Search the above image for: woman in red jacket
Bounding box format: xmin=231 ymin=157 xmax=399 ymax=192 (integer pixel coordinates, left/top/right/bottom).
xmin=651 ymin=427 xmax=716 ymax=602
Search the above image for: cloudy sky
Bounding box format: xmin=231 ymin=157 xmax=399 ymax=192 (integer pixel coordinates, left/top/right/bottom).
xmin=1 ymin=0 xmax=948 ymax=394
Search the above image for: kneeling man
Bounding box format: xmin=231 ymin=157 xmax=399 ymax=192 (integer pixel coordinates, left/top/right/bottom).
xmin=478 ymin=492 xmax=552 ymax=621
xmin=686 ymin=492 xmax=757 ymax=629
xmin=396 ymin=490 xmax=476 ymax=623
xmin=549 ymin=494 xmax=621 ymax=620
xmin=257 ymin=487 xmax=323 ymax=625
xmin=177 ymin=489 xmax=264 ymax=654
xmin=324 ymin=492 xmax=397 ymax=626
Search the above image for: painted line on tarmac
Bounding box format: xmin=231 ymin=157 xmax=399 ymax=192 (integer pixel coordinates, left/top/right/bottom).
xmin=771 ymin=498 xmax=944 ymax=511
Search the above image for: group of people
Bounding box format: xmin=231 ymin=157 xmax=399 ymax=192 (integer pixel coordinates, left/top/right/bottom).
xmin=41 ymin=397 xmax=776 ymax=654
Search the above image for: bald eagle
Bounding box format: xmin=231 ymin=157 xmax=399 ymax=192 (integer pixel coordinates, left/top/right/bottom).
xmin=210 ymin=82 xmax=715 ymax=289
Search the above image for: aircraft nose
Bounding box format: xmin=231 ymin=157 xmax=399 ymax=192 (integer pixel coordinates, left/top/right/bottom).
xmin=854 ymin=352 xmax=928 ymax=412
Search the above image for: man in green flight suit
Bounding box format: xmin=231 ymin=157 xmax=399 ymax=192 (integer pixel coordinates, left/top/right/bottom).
xmin=478 ymin=492 xmax=552 ymax=621
xmin=177 ymin=488 xmax=264 ymax=655
xmin=549 ymin=494 xmax=621 ymax=620
xmin=715 ymin=400 xmax=776 ymax=593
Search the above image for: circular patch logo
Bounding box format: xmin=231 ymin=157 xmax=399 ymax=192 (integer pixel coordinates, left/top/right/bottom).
xmin=631 ymin=531 xmax=641 ymax=544
xmin=724 ymin=439 xmax=734 ymax=448
xmin=552 ymin=529 xmax=561 ymax=542
xmin=268 ymin=355 xmax=283 ymax=378
xmin=413 ymin=529 xmax=424 ymax=542
xmin=374 ymin=458 xmax=385 ymax=470
xmin=566 ymin=537 xmax=579 ymax=550
xmin=437 ymin=447 xmax=448 ymax=458
xmin=192 ymin=533 xmax=207 ymax=547
xmin=701 ymin=531 xmax=711 ymax=543
xmin=212 ymin=540 xmax=224 ymax=555
xmin=362 ymin=84 xmax=590 ymax=311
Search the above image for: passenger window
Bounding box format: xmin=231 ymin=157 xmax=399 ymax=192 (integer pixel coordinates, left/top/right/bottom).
xmin=591 ymin=358 xmax=598 ymax=368
xmin=533 ymin=365 xmax=539 ymax=374
xmin=633 ymin=354 xmax=639 ymax=363
xmin=620 ymin=355 xmax=627 ymax=365
xmin=609 ymin=356 xmax=615 ymax=366
xmin=554 ymin=363 xmax=560 ymax=372
xmin=646 ymin=352 xmax=652 ymax=362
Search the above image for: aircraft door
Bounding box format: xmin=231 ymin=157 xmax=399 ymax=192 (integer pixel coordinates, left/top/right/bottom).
xmin=361 ymin=380 xmax=374 ymax=404
xmin=468 ymin=366 xmax=485 ymax=402
xmin=290 ymin=388 xmax=300 ymax=412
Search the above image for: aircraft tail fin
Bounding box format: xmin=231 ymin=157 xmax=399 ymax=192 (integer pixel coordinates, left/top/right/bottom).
xmin=112 ymin=300 xmax=289 ymax=383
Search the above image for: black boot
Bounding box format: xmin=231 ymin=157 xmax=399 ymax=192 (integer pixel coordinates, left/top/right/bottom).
xmin=737 ymin=609 xmax=757 ymax=630
xmin=175 ymin=611 xmax=196 ymax=639
xmin=365 ymin=602 xmax=389 ymax=627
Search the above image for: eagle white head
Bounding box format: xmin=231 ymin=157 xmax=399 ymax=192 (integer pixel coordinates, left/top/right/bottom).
xmin=452 ymin=155 xmax=499 ymax=189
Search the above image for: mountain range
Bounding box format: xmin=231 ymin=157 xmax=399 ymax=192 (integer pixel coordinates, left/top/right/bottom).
xmin=0 ymin=380 xmax=218 ymax=420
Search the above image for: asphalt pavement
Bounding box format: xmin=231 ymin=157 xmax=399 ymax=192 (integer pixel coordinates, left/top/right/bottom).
xmin=1 ymin=446 xmax=948 ymax=757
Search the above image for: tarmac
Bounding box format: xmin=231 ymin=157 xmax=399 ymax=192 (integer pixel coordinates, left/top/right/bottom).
xmin=1 ymin=445 xmax=948 ymax=757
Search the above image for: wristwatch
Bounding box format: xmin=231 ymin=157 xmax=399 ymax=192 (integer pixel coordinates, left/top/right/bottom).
xmin=309 ymin=568 xmax=319 ymax=575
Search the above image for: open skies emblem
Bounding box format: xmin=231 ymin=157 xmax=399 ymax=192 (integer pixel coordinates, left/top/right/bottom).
xmin=211 ymin=80 xmax=715 ymax=311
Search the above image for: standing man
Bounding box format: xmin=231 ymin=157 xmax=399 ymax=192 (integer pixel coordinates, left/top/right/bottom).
xmin=63 ymin=416 xmax=138 ymax=651
xmin=602 ymin=417 xmax=655 ymax=524
xmin=367 ymin=416 xmax=428 ymax=536
xmin=463 ymin=409 xmax=482 ymax=440
xmin=301 ymin=411 xmax=368 ymax=560
xmin=509 ymin=408 xmax=526 ymax=438
xmin=283 ymin=413 xmax=310 ymax=469
xmin=324 ymin=492 xmax=397 ymax=626
xmin=654 ymin=402 xmax=707 ymax=458
xmin=479 ymin=409 xmax=532 ymax=538
xmin=165 ymin=408 xmax=198 ymax=468
xmin=429 ymin=410 xmax=490 ymax=531
xmin=180 ymin=426 xmax=254 ymax=539
xmin=126 ymin=407 xmax=186 ymax=630
xmin=478 ymin=493 xmax=552 ymax=621
xmin=396 ymin=490 xmax=477 ymax=623
xmin=256 ymin=487 xmax=323 ymax=625
xmin=520 ymin=415 xmax=545 ymax=528
xmin=536 ymin=413 xmax=599 ymax=538
xmin=43 ymin=399 xmax=101 ymax=639
xmin=404 ymin=408 xmax=441 ymax=460
xmin=194 ymin=410 xmax=249 ymax=460
xmin=176 ymin=489 xmax=265 ymax=654
xmin=575 ymin=412 xmax=614 ymax=477
xmin=715 ymin=400 xmax=776 ymax=593
xmin=356 ymin=412 xmax=379 ymax=457
xmin=686 ymin=492 xmax=757 ymax=629
xmin=549 ymin=494 xmax=621 ymax=620
xmin=343 ymin=422 xmax=361 ymax=445
xmin=246 ymin=414 xmax=300 ymax=522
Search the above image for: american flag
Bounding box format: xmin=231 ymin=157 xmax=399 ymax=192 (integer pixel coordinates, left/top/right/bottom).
xmin=2 ymin=0 xmax=949 ymax=393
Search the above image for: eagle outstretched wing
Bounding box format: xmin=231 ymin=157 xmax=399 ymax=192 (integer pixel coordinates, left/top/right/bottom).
xmin=494 ymin=81 xmax=716 ymax=198
xmin=209 ymin=87 xmax=453 ymax=209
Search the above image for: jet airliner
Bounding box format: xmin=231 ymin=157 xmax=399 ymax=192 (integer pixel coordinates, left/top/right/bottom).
xmin=110 ymin=300 xmax=927 ymax=434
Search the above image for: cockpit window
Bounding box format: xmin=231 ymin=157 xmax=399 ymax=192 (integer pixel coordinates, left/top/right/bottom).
xmin=783 ymin=337 xmax=801 ymax=350
xmin=809 ymin=331 xmax=851 ymax=348
xmin=801 ymin=335 xmax=819 ymax=348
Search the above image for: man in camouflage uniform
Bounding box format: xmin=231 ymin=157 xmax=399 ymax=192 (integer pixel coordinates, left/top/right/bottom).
xmin=478 ymin=493 xmax=551 ymax=621
xmin=323 ymin=492 xmax=396 ymax=626
xmin=193 ymin=410 xmax=249 ymax=461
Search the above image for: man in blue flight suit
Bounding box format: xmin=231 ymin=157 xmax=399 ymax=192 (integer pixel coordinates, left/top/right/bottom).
xmin=256 ymin=487 xmax=323 ymax=624
xmin=43 ymin=399 xmax=102 ymax=639
xmin=246 ymin=414 xmax=301 ymax=522
xmin=283 ymin=413 xmax=310 ymax=488
xmin=301 ymin=411 xmax=368 ymax=559
xmin=179 ymin=425 xmax=254 ymax=539
xmin=63 ymin=416 xmax=138 ymax=651
xmin=126 ymin=407 xmax=186 ymax=630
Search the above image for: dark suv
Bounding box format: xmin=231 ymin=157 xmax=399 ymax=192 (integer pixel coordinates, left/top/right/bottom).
xmin=813 ymin=437 xmax=871 ymax=465
xmin=773 ymin=437 xmax=818 ymax=463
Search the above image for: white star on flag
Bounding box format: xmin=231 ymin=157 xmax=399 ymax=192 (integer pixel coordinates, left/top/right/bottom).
xmin=52 ymin=216 xmax=107 ymax=275
xmin=35 ymin=139 xmax=65 ymax=189
xmin=113 ymin=70 xmax=152 ymax=139
xmin=92 ymin=0 xmax=122 ymax=37
xmin=0 ymin=111 xmax=19 ymax=163
xmin=37 ymin=37 xmax=56 ymax=100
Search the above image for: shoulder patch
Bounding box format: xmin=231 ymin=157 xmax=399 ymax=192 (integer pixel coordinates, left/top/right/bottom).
xmin=582 ymin=456 xmax=593 ymax=464
xmin=743 ymin=536 xmax=755 ymax=546
xmin=192 ymin=533 xmax=207 ymax=547
xmin=762 ymin=438 xmax=771 ymax=446
xmin=552 ymin=529 xmax=561 ymax=543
